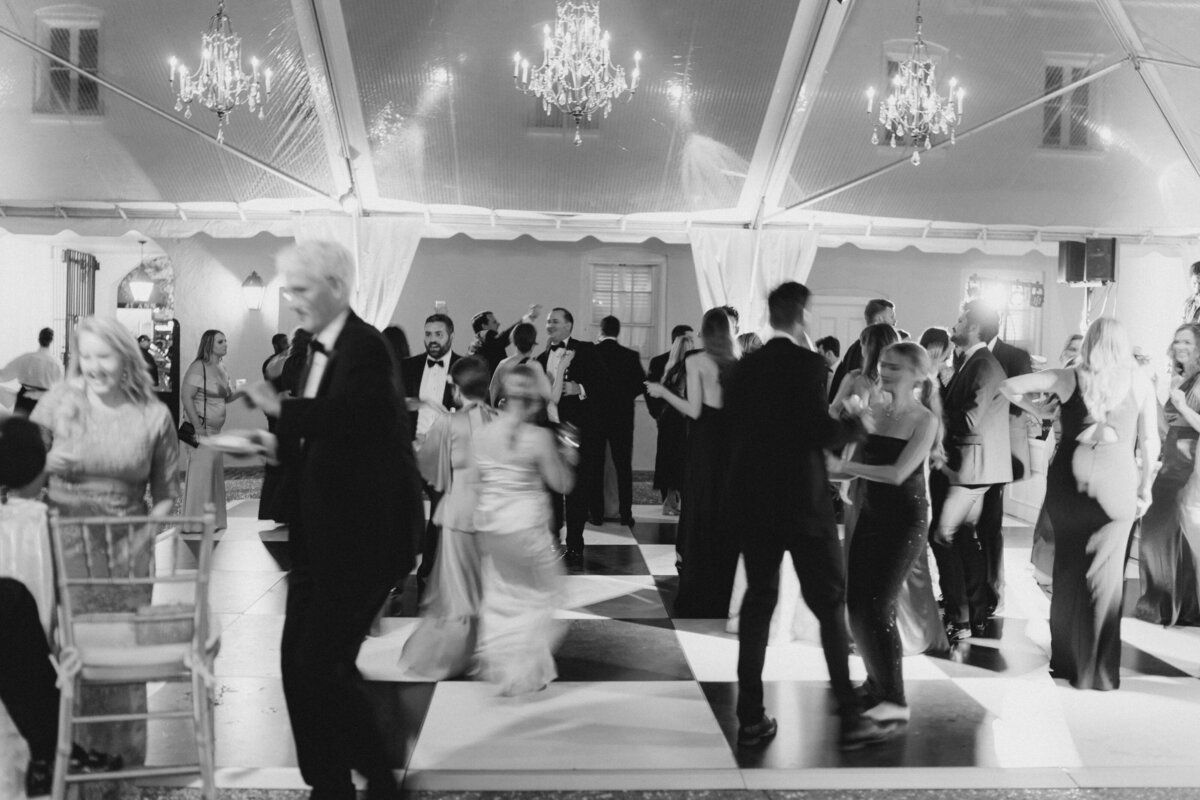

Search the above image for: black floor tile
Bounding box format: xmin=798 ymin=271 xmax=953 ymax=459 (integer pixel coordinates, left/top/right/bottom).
xmin=702 ymin=680 xmax=993 ymax=768
xmin=554 ymin=619 xmax=694 ymax=681
xmin=630 ymin=521 xmax=679 ymax=545
xmin=363 ymin=681 xmax=437 ymax=769
xmin=653 ymin=574 xmax=679 ymax=613
xmin=572 ymin=544 xmax=650 ymax=575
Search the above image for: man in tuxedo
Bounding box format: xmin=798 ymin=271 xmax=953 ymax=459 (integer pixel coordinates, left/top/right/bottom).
xmin=592 ymin=315 xmax=646 ymax=527
xmin=726 ymin=281 xmax=889 ymax=751
xmin=537 ymin=307 xmax=607 ymax=569
xmin=1184 ymin=261 xmax=1200 ymax=324
xmin=469 ymin=305 xmax=542 ymax=375
xmin=828 ymin=299 xmax=895 ymax=403
xmin=931 ymin=299 xmax=1013 ymax=641
xmin=980 ymin=312 xmax=1034 ymax=617
xmin=399 ymin=314 xmax=461 ymax=590
xmin=644 ymin=324 xmax=692 ymax=420
xmin=245 ymin=241 xmax=422 ymax=800
xmin=815 ymin=335 xmax=840 ymax=398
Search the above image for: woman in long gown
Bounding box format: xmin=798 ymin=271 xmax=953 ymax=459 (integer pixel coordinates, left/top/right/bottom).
xmin=1134 ymin=323 xmax=1200 ymax=625
xmin=646 ymin=308 xmax=738 ymax=618
xmin=400 ymin=357 xmax=497 ymax=679
xmin=182 ymin=329 xmax=233 ymax=531
xmin=472 ymin=365 xmax=575 ymax=695
xmin=30 ymin=316 xmax=180 ymax=763
xmin=258 ymin=328 xmax=309 ymax=524
xmin=1001 ymin=318 xmax=1158 ymax=690
xmin=834 ymin=324 xmax=946 ymax=655
xmin=652 ymin=332 xmax=694 ymax=517
xmin=828 ymin=341 xmax=943 ymax=724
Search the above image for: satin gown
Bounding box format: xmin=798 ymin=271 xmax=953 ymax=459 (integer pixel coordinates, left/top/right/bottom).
xmin=182 ymin=362 xmax=232 ymax=531
xmin=674 ymin=405 xmax=738 ymax=618
xmin=471 ymin=422 xmax=566 ymax=695
xmin=1044 ymin=384 xmax=1139 ymax=690
xmin=1134 ymin=373 xmax=1200 ymax=626
xmin=848 ymin=435 xmax=940 ymax=705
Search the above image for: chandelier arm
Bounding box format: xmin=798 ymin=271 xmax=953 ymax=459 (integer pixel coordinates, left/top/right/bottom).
xmin=775 ymin=57 xmax=1129 ymax=219
xmin=0 ymin=23 xmax=330 ymax=201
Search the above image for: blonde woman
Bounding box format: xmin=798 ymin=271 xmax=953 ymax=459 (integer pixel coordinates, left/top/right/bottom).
xmin=1001 ymin=318 xmax=1158 ymax=690
xmin=181 ymin=329 xmax=233 ymax=531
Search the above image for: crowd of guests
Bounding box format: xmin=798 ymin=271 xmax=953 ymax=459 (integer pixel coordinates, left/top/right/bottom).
xmin=6 ymin=246 xmax=1200 ymax=796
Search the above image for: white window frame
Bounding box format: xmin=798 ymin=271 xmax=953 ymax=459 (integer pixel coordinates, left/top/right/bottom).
xmin=33 ymin=5 xmax=103 ymax=118
xmin=1040 ymin=53 xmax=1104 ymax=153
xmin=581 ymin=248 xmax=666 ymax=361
xmin=964 ymin=269 xmax=1043 ymax=355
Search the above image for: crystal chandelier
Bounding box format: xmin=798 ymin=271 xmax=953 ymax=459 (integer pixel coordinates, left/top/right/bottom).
xmin=865 ymin=0 xmax=963 ymax=165
xmin=514 ymin=0 xmax=640 ymax=146
xmin=168 ymin=0 xmax=271 ymax=144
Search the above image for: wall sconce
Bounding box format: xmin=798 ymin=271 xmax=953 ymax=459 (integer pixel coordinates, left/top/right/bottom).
xmin=966 ymin=273 xmax=982 ymax=298
xmin=242 ymin=271 xmax=266 ymax=310
xmin=1030 ymin=282 xmax=1045 ymax=308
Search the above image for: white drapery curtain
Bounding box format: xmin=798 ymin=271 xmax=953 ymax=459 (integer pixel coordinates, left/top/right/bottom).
xmin=293 ymin=216 xmax=425 ymax=329
xmin=687 ymin=227 xmax=820 ymax=335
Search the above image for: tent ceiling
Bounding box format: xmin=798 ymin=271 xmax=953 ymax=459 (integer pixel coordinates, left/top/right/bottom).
xmin=1 ymin=0 xmax=1199 ymax=240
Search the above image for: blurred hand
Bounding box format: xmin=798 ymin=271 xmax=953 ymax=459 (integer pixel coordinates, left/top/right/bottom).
xmin=1170 ymin=388 xmax=1188 ymax=408
xmin=526 ymin=303 xmax=543 ymax=322
xmin=824 ymin=452 xmax=844 ymax=475
xmin=150 ymin=499 xmax=175 ymax=518
xmin=45 ymin=449 xmax=80 ymax=477
xmin=243 ymin=380 xmax=282 ymax=417
xmin=226 ymin=428 xmax=279 ymax=465
xmin=644 ymin=382 xmax=664 ymax=398
xmin=1136 ymin=487 xmax=1152 ymax=518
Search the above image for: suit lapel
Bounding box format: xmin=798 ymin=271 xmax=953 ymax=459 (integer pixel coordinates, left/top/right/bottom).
xmin=315 ymin=311 xmax=360 ymax=398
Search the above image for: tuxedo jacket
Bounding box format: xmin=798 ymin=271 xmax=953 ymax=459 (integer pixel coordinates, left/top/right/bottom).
xmin=725 ymin=337 xmax=855 ymax=540
xmin=595 ymin=339 xmax=646 ymax=426
xmin=536 ymin=338 xmax=607 ymax=427
xmin=276 ymin=311 xmax=422 ymax=593
xmin=400 ymin=352 xmax=461 ymax=407
xmin=992 ymin=338 xmax=1033 ymax=480
xmin=941 ymin=345 xmax=1013 ymax=486
xmin=644 ymin=350 xmax=670 ymax=419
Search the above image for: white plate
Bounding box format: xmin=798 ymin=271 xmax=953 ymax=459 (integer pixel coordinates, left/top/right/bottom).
xmin=199 ymin=434 xmax=259 ymax=455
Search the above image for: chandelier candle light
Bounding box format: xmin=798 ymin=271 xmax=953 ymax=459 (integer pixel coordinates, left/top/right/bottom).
xmin=514 ymin=0 xmax=640 ymax=146
xmin=168 ymin=0 xmax=271 ymax=144
xmin=866 ymin=0 xmax=963 ymax=165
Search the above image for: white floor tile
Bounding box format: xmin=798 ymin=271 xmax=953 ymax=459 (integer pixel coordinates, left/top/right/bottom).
xmin=638 ymin=544 xmax=678 ymax=576
xmin=949 ymin=676 xmax=1082 ymax=768
xmin=408 ymin=681 xmax=737 ymax=772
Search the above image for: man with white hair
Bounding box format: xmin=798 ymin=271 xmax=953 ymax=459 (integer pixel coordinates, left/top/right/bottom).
xmin=245 ymin=240 xmax=422 ymax=800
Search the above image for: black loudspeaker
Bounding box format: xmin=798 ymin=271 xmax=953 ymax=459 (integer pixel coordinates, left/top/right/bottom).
xmin=1058 ymin=238 xmax=1117 ymax=285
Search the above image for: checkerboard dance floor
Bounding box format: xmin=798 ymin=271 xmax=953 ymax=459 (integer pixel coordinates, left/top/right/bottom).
xmin=148 ymin=499 xmax=1200 ymax=793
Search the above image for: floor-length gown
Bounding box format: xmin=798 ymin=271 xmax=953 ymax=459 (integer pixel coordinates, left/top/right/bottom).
xmin=1044 ymin=384 xmax=1139 ymax=690
xmin=399 ymin=405 xmax=493 ymax=679
xmin=848 ymin=435 xmax=937 ymax=705
xmin=652 ymin=361 xmax=687 ymax=501
xmin=1134 ymin=374 xmax=1200 ymax=626
xmin=674 ymin=405 xmax=737 ymax=618
xmin=472 ymin=422 xmax=566 ymax=695
xmin=30 ymin=382 xmax=180 ymax=765
xmin=183 ymin=363 xmax=231 ymax=531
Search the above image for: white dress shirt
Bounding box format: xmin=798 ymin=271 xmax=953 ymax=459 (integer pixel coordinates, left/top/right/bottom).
xmin=416 ymin=353 xmax=450 ymax=440
xmin=302 ymin=309 xmax=349 ymax=399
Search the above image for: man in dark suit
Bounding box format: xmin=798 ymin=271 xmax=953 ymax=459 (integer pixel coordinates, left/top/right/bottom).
xmin=469 ymin=305 xmax=542 ymax=375
xmin=726 ymin=281 xmax=889 ymax=752
xmin=399 ymin=313 xmax=461 ymax=591
xmin=980 ymin=316 xmax=1034 ymax=617
xmin=931 ymin=299 xmax=1013 ymax=642
xmin=246 ymin=241 xmax=423 ymax=800
xmin=537 ymin=307 xmax=608 ymax=569
xmin=644 ymin=324 xmax=692 ymax=420
xmin=592 ymin=315 xmax=646 ymax=527
xmin=828 ymin=299 xmax=895 ymax=403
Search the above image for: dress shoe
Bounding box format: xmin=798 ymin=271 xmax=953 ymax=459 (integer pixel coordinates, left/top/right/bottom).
xmin=862 ymin=700 xmax=910 ymax=724
xmin=946 ymin=622 xmax=972 ymax=642
xmin=839 ymin=713 xmax=895 ymax=751
xmin=737 ymin=714 xmax=778 ymax=747
xmin=564 ymin=547 xmax=585 ymax=571
xmin=587 ymin=514 xmax=605 ymax=526
xmin=620 ymin=516 xmax=635 ymax=528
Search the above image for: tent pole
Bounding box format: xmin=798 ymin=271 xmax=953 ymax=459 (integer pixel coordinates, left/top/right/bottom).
xmin=0 ymin=23 xmax=334 ymax=202
xmin=767 ymin=58 xmax=1128 ymax=220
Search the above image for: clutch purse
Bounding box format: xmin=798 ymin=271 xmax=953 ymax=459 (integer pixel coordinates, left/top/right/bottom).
xmin=177 ymin=420 xmax=199 ymax=448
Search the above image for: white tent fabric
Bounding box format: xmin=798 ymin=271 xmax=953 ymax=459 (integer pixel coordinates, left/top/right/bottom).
xmin=688 ymin=228 xmax=819 ymax=335
xmin=294 ymin=217 xmax=426 ymax=330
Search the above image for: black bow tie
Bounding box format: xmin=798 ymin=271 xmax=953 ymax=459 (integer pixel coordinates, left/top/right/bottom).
xmin=308 ymin=339 xmax=328 ymax=356
xmin=427 ymin=358 xmax=444 ymax=369
xmin=549 ymin=342 xmax=566 ymax=352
